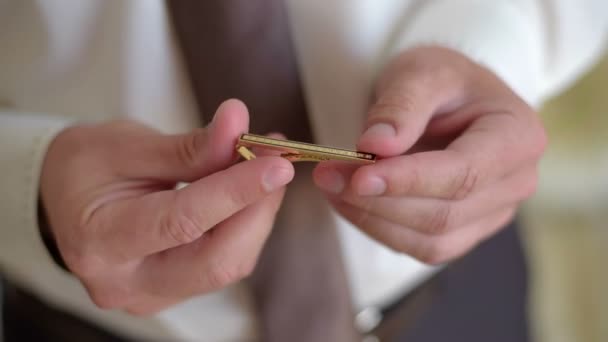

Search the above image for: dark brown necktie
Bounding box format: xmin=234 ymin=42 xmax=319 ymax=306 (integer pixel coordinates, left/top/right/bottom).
xmin=167 ymin=1 xmax=359 ymax=341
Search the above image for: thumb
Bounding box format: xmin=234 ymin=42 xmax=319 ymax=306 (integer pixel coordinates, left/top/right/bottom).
xmin=138 ymin=99 xmax=250 ymax=182
xmin=357 ymin=53 xmax=463 ymax=157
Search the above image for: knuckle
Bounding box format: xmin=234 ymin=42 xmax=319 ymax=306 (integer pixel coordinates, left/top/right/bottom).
xmin=175 ymin=131 xmax=204 ymax=168
xmin=373 ymin=93 xmax=417 ymax=120
xmin=207 ymin=262 xmax=250 ymax=290
xmin=424 ymin=203 xmax=452 ymax=235
xmin=387 ymin=233 xmax=415 ymax=255
xmin=519 ymin=171 xmax=539 ymax=200
xmin=520 ymin=109 xmax=548 ymax=160
xmin=451 ymin=163 xmax=479 ymax=200
xmin=89 ymin=288 xmax=129 ymax=310
xmin=348 ymin=199 xmax=374 ymax=229
xmin=417 ymin=239 xmax=454 ymax=265
xmin=163 ymin=209 xmax=204 ymax=245
xmin=432 ymin=61 xmax=459 ymax=84
xmin=499 ymin=209 xmax=517 ymax=227
xmin=239 ymin=260 xmax=257 ymax=280
xmin=396 ymin=158 xmax=420 ymax=195
xmin=225 ymin=182 xmax=255 ymax=207
xmin=531 ymin=124 xmax=548 ymax=158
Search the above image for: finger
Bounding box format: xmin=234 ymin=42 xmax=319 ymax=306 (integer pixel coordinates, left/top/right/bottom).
xmin=445 ymin=109 xmax=546 ymax=188
xmin=312 ymin=161 xmax=359 ymax=195
xmin=125 ymin=99 xmax=250 ymax=182
xmin=357 ymin=56 xmax=465 ymax=157
xmin=332 ymin=199 xmax=515 ymax=265
xmin=250 ymin=132 xmax=287 ymax=157
xmin=340 ymin=166 xmax=537 ymax=235
xmin=348 ymin=151 xmax=476 ymax=198
xmin=96 ymin=156 xmax=294 ymax=261
xmin=348 ymin=109 xmax=545 ymax=199
xmin=328 ymin=149 xmax=489 ymax=199
xmin=137 ymin=186 xmax=286 ymax=298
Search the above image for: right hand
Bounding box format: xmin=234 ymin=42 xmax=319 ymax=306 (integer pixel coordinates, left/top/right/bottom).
xmin=40 ymin=99 xmax=294 ymax=315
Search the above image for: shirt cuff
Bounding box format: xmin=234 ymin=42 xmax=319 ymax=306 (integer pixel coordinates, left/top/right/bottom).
xmin=0 ymin=113 xmax=73 ymax=291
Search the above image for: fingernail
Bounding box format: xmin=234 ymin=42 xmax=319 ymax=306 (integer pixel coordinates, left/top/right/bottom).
xmin=316 ymin=168 xmax=345 ymax=194
xmin=262 ymin=166 xmax=293 ymax=192
xmin=361 ymin=123 xmax=396 ymax=141
xmin=357 ymin=176 xmax=387 ymax=196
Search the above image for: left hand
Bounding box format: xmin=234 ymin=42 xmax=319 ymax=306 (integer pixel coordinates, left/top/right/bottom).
xmin=313 ymin=46 xmax=547 ymax=264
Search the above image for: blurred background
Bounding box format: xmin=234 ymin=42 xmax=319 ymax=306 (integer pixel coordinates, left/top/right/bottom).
xmin=523 ymin=55 xmax=608 ymax=342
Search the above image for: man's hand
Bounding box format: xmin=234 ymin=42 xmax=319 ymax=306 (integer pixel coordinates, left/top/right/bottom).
xmin=313 ymin=46 xmax=547 ymax=264
xmin=40 ymin=99 xmax=294 ymax=315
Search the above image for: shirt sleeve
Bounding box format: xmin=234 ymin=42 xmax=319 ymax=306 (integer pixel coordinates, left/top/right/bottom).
xmin=389 ymin=0 xmax=608 ymax=106
xmin=0 ymin=112 xmax=179 ymax=341
xmin=0 ymin=113 xmax=74 ymax=294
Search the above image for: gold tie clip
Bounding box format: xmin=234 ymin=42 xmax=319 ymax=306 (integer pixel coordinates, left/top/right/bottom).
xmin=236 ymin=133 xmax=376 ymax=164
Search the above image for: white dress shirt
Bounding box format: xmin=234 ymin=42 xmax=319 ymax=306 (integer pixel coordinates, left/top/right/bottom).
xmin=1 ymin=1 xmax=606 ymax=340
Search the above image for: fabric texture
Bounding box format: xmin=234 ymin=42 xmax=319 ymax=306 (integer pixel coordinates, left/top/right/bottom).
xmin=168 ymin=0 xmax=312 ymax=141
xmin=373 ymin=221 xmax=529 ymax=342
xmin=1 ymin=218 xmax=530 ymax=342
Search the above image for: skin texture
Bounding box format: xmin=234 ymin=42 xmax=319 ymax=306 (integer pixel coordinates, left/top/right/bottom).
xmin=313 ymin=46 xmax=547 ymax=264
xmin=40 ymin=99 xmax=295 ymax=315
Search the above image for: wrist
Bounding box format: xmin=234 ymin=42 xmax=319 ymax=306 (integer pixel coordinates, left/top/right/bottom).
xmin=38 ymin=195 xmax=68 ymax=271
xmin=38 ymin=124 xmax=85 ymax=272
